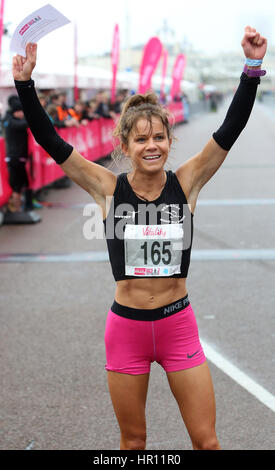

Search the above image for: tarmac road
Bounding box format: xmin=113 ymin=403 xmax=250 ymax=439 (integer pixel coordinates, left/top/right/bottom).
xmin=0 ymin=97 xmax=274 ymax=450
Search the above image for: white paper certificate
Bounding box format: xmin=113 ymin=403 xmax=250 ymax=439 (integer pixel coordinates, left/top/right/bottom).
xmin=10 ymin=4 xmax=71 ymax=56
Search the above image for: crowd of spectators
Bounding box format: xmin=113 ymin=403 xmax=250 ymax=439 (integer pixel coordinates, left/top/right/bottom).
xmin=36 ymin=88 xmax=130 ymax=130
xmin=0 ymin=88 xmax=130 ymax=136
xmin=0 ymin=86 xmax=191 ymax=137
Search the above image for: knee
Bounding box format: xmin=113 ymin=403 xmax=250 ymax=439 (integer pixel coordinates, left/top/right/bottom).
xmin=192 ymin=433 xmax=220 ymax=450
xmin=120 ymin=432 xmax=147 ymax=450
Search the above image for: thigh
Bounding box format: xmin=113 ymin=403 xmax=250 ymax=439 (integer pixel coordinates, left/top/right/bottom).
xmin=155 ymin=305 xmax=206 ymax=373
xmin=107 ymin=371 xmax=150 ymax=437
xmin=105 ymin=310 xmax=153 ymax=375
xmin=166 ymin=362 xmax=217 ymax=445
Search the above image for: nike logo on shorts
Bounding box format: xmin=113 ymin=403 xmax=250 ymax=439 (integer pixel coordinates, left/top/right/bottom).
xmin=187 ymin=350 xmax=199 ymax=359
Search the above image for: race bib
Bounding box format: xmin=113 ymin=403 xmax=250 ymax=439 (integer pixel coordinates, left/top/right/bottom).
xmin=124 ymin=224 xmax=183 ymax=276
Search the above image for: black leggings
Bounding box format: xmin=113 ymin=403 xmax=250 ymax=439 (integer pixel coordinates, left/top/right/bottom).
xmin=7 ymin=157 xmax=29 ymax=192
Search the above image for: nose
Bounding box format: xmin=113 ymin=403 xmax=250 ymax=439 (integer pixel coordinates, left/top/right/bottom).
xmin=145 ymin=136 xmax=157 ymax=150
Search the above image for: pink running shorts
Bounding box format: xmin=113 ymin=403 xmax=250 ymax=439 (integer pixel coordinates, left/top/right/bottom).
xmin=105 ymin=300 xmax=206 ymax=375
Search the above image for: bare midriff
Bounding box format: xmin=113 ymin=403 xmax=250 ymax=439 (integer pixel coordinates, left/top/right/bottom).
xmin=115 ymin=277 xmax=188 ymax=309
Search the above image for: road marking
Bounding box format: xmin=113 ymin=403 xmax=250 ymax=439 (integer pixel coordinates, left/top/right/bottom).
xmin=30 ymin=198 xmax=275 ymax=209
xmin=198 ymin=198 xmax=275 ymax=206
xmin=0 ymin=251 xmax=109 ymax=263
xmin=25 ymin=440 xmax=35 ymax=450
xmin=191 ymin=249 xmax=275 ymax=260
xmin=201 ymin=339 xmax=275 ymax=413
xmin=1 ymin=249 xmax=275 ymax=263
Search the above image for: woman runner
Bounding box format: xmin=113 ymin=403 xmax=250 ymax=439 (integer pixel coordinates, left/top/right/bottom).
xmin=12 ymin=26 xmax=267 ymax=450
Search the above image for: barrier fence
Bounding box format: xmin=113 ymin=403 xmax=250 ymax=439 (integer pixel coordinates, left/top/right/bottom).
xmin=0 ymin=102 xmax=185 ymax=208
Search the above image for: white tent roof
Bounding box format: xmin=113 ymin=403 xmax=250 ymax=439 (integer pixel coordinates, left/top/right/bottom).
xmin=0 ymin=64 xmax=198 ymax=93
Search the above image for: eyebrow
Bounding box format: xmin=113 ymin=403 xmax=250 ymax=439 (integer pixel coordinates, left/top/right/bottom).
xmin=135 ymin=131 xmax=165 ymax=137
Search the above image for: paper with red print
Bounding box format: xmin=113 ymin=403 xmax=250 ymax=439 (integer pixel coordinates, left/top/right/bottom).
xmin=10 ymin=4 xmax=70 ymax=56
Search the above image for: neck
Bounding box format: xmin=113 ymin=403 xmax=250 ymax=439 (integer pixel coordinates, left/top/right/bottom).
xmin=128 ymin=169 xmax=166 ymax=189
xmin=127 ymin=169 xmax=167 ymax=201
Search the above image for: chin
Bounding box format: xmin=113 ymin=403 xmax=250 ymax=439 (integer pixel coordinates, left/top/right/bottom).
xmin=142 ymin=158 xmax=167 ymax=170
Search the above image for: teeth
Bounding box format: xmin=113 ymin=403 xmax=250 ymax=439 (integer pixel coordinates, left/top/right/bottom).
xmin=144 ymin=155 xmax=161 ymax=160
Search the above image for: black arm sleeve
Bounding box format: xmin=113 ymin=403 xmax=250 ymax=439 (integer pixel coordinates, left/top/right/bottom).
xmin=212 ymin=73 xmax=260 ymax=151
xmin=15 ymin=79 xmax=73 ymax=164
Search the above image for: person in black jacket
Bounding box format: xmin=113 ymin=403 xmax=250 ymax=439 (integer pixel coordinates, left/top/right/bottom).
xmin=2 ymin=95 xmax=29 ymax=212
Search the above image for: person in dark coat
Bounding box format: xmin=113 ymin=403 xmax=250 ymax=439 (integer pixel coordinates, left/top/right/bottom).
xmin=2 ymin=95 xmax=29 ymax=212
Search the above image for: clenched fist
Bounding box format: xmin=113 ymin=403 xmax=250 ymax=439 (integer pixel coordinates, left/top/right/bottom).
xmin=241 ymin=26 xmax=267 ymax=61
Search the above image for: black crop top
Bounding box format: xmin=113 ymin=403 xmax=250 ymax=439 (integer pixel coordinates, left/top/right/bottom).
xmin=103 ymin=170 xmax=193 ymax=281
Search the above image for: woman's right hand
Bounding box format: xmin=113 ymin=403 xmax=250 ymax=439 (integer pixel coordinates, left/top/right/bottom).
xmin=12 ymin=42 xmax=37 ymax=81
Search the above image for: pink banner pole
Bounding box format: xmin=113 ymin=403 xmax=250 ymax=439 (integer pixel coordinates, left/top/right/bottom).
xmin=0 ymin=0 xmax=5 ymax=74
xmin=74 ymin=22 xmax=79 ymax=102
xmin=160 ymin=48 xmax=168 ymax=100
xmin=170 ymin=54 xmax=186 ymax=101
xmin=111 ymin=24 xmax=119 ymax=104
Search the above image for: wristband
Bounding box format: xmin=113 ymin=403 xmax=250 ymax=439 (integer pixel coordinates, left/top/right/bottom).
xmin=245 ymin=58 xmax=263 ymax=67
xmin=243 ymin=65 xmax=266 ymax=77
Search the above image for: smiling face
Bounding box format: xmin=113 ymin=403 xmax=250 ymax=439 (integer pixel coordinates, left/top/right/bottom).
xmin=122 ymin=116 xmax=172 ymax=173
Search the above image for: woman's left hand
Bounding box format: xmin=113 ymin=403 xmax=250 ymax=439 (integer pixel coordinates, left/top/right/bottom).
xmin=241 ymin=26 xmax=267 ymax=60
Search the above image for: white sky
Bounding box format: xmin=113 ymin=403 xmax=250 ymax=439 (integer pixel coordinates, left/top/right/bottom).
xmin=1 ymin=0 xmax=275 ymax=73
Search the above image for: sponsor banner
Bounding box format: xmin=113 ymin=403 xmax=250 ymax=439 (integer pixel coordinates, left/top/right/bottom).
xmin=0 ymin=137 xmax=12 ymax=207
xmin=27 ymin=129 xmax=56 ymax=189
xmin=0 ymin=118 xmax=116 ymax=207
xmin=100 ymin=117 xmax=116 ymax=157
xmin=83 ymin=119 xmax=102 ymax=161
xmin=167 ymin=102 xmax=185 ymax=123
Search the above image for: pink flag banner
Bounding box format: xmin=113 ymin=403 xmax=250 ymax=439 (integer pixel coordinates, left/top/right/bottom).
xmin=138 ymin=37 xmax=162 ymax=94
xmin=170 ymin=54 xmax=186 ymax=100
xmin=0 ymin=0 xmax=5 ymax=71
xmin=74 ymin=22 xmax=79 ymax=102
xmin=111 ymin=24 xmax=119 ymax=104
xmin=160 ymin=48 xmax=168 ymax=100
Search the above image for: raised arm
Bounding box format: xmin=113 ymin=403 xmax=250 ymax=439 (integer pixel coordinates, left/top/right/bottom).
xmin=12 ymin=43 xmax=116 ymax=216
xmin=176 ymin=26 xmax=267 ymax=213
